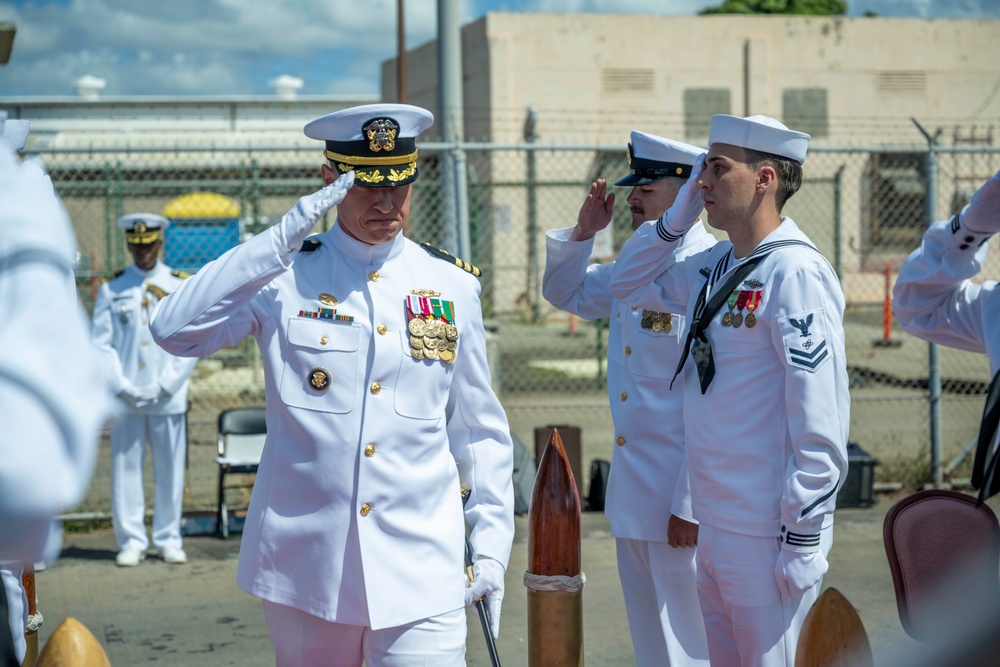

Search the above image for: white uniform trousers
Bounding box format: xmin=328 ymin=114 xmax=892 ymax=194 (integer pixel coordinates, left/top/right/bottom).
xmin=1 ymin=564 xmax=25 ymax=664
xmin=695 ymin=525 xmax=833 ymax=667
xmin=110 ymin=413 xmax=187 ymax=552
xmin=262 ymin=601 xmax=467 ymax=667
xmin=616 ymin=538 xmax=710 ymax=666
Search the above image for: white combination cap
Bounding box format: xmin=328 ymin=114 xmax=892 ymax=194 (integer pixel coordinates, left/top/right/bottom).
xmin=304 ymin=103 xmax=434 ymax=187
xmin=617 ymin=131 xmax=704 ymax=186
xmin=708 ymin=114 xmax=810 ymax=165
xmin=116 ymin=213 xmax=170 ymax=244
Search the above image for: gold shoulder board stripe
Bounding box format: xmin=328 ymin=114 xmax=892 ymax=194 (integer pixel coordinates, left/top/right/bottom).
xmin=419 ymin=243 xmax=483 ymax=277
xmin=171 ymin=270 xmax=191 ymax=279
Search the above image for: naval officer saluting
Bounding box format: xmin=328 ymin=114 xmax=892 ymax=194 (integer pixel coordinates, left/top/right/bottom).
xmin=150 ymin=103 xmax=514 ymax=666
xmin=542 ymin=130 xmax=714 ymax=666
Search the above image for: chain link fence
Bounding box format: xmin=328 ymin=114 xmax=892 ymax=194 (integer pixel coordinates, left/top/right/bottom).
xmin=40 ymin=142 xmax=1000 ymax=494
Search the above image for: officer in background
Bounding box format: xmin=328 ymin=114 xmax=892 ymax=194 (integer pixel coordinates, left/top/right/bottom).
xmin=150 ymin=103 xmax=514 ymax=666
xmin=609 ymin=115 xmax=850 ymax=666
xmin=542 ymin=131 xmax=714 ymax=665
xmin=92 ymin=214 xmax=198 ymax=567
xmin=893 ymin=169 xmax=1000 ymax=500
xmin=0 ymin=113 xmax=111 ymax=664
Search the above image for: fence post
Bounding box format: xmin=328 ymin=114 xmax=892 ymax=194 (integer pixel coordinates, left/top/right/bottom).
xmin=833 ymin=165 xmax=844 ymax=280
xmin=914 ymin=118 xmax=944 ymax=489
xmin=436 ymin=0 xmax=469 ymax=260
xmin=525 ymin=105 xmax=540 ymax=322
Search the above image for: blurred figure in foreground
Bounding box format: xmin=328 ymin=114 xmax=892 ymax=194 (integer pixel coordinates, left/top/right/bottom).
xmin=0 ymin=112 xmax=111 ymax=664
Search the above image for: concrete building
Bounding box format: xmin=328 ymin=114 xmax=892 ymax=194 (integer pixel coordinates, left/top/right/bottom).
xmin=383 ymin=13 xmax=1000 ymax=308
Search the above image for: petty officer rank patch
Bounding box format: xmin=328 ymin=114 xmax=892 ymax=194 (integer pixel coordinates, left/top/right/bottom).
xmin=406 ymin=292 xmax=459 ymax=364
xmin=780 ymin=309 xmax=830 ymax=372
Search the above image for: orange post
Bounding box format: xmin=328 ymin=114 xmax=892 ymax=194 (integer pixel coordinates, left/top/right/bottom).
xmin=883 ymin=260 xmax=892 ymax=344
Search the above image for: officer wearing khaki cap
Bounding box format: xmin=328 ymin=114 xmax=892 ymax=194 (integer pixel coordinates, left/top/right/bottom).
xmin=610 ymin=114 xmax=850 ymax=667
xmin=150 ymin=103 xmax=514 ymax=666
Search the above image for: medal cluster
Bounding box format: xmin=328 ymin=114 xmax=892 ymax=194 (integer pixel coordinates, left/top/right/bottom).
xmin=407 ymin=317 xmax=458 ymax=363
xmin=406 ymin=293 xmax=458 ymax=364
xmin=721 ymin=289 xmax=762 ymax=329
xmin=640 ymin=309 xmax=673 ymax=333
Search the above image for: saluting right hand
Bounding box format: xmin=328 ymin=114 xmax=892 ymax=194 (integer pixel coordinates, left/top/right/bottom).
xmin=569 ymin=179 xmax=615 ymax=242
xmin=272 ymin=170 xmax=355 ymax=255
xmin=961 ymin=169 xmax=1000 ymax=235
xmin=659 ymin=153 xmax=706 ymax=238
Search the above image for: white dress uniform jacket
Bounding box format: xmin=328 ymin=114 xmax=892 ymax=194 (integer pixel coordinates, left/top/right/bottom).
xmin=609 ymin=218 xmax=849 ymax=541
xmin=150 ymin=223 xmax=515 ymax=630
xmin=93 ymin=263 xmax=197 ymax=415
xmin=893 ymin=215 xmax=1000 ymax=367
xmin=542 ymin=222 xmax=716 ymax=538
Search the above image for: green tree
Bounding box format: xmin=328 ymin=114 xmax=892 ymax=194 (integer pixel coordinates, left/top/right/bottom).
xmin=700 ymin=0 xmax=848 ymax=15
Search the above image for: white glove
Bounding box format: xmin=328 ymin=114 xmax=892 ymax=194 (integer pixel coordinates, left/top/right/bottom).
xmin=132 ymin=384 xmax=164 ymax=407
xmin=465 ymin=557 xmax=505 ymax=639
xmin=657 ymin=153 xmax=706 ymax=238
xmin=271 ymin=170 xmax=355 ymax=256
xmin=961 ymin=169 xmax=1000 ymax=235
xmin=774 ymin=548 xmax=828 ymax=603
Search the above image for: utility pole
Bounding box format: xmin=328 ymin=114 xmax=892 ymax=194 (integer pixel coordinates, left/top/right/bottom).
xmin=397 ymin=0 xmax=406 ymax=103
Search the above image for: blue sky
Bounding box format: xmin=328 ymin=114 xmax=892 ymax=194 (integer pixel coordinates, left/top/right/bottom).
xmin=0 ymin=0 xmax=997 ymax=97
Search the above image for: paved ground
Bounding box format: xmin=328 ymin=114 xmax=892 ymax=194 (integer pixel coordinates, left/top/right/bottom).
xmin=30 ymin=314 xmax=994 ymax=665
xmin=38 ymin=490 xmax=1000 ymax=666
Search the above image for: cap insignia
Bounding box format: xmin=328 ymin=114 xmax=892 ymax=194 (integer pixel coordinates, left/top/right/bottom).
xmin=364 ymin=118 xmax=398 ymax=153
xmin=133 ymin=222 xmax=148 ymax=233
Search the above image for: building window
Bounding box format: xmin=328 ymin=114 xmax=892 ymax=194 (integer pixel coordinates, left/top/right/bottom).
xmin=783 ymin=88 xmax=828 ymax=138
xmin=863 ymin=152 xmax=925 ymax=262
xmin=684 ymin=89 xmax=730 ymax=140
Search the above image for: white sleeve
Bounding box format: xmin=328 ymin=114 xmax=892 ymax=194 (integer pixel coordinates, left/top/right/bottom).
xmin=150 ymin=229 xmax=288 ymax=357
xmin=892 ymin=216 xmax=993 ymax=354
xmin=609 ymin=220 xmax=705 ymax=314
xmin=447 ymin=280 xmax=515 ymax=569
xmin=542 ymin=227 xmax=615 ymax=320
xmin=768 ymin=262 xmax=850 ymax=549
xmin=0 ymin=146 xmax=111 ymax=561
xmin=91 ymin=283 xmax=132 ymax=396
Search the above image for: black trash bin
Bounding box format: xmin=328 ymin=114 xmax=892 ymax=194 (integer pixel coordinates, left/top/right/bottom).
xmin=836 ymin=441 xmax=878 ymax=508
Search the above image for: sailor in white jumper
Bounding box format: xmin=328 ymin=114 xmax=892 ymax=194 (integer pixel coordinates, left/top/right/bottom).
xmin=543 ymin=130 xmax=714 ymax=665
xmin=609 ymin=115 xmax=849 ymax=667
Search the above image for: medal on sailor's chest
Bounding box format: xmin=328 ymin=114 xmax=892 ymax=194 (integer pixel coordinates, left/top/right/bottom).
xmin=721 ymin=290 xmax=738 ymax=327
xmin=744 ymin=289 xmax=763 ymax=328
xmin=640 ymin=309 xmax=672 ymax=334
xmin=406 ymin=290 xmax=458 ymax=364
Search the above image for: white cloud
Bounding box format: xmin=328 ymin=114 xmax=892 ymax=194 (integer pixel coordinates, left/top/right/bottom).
xmin=0 ymin=0 xmax=995 ymax=97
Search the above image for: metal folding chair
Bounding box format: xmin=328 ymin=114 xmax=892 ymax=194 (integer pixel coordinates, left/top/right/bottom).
xmin=215 ymin=407 xmax=267 ymax=539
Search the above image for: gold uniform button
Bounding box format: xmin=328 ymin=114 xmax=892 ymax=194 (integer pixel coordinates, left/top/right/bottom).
xmin=625 ymin=346 xmax=631 ymax=355
xmin=620 ymin=391 xmax=627 ymax=401
xmin=631 ymin=306 xmax=637 ymax=311
xmin=360 ymin=503 xmax=371 ymax=517
xmin=616 ymin=436 xmax=626 ymax=446
xmin=370 ymin=382 xmax=382 ymax=395
xmin=369 ymin=270 xmax=380 ymax=282
xmin=376 ymin=324 xmax=387 ymax=335
xmin=320 ymin=336 xmax=329 ymax=345
xmin=364 ymin=444 xmax=376 ymax=457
